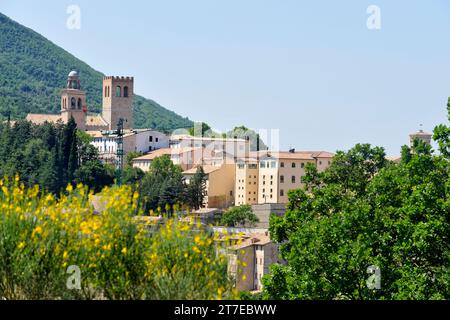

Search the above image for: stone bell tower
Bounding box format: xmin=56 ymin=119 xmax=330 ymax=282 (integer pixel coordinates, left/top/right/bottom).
xmin=61 ymin=70 xmax=87 ymax=130
xmin=102 ymin=76 xmax=134 ymax=130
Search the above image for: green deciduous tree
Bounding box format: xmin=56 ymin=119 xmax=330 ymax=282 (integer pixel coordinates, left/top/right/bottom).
xmin=138 ymin=155 xmax=186 ymax=214
xmin=74 ymin=160 xmax=115 ymax=193
xmin=188 ymin=122 xmax=212 ymax=137
xmin=122 ymin=166 xmax=145 ymax=187
xmin=264 ymin=119 xmax=450 ymax=299
xmin=226 ymin=126 xmax=268 ymax=151
xmin=220 ymin=205 xmax=259 ymax=227
xmin=125 ymin=151 xmax=143 ymax=167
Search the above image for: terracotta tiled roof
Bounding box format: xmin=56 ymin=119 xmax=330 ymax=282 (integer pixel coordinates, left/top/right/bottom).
xmin=229 ymin=233 xmax=272 ymax=250
xmin=410 ymin=130 xmax=432 ymax=137
xmin=86 ymin=114 xmax=108 ymax=127
xmin=132 ymin=147 xmax=200 ymax=161
xmin=183 ymin=165 xmax=222 ymax=175
xmin=170 ymin=134 xmax=247 ymax=142
xmin=248 ymin=150 xmax=334 ymax=160
xmin=386 ymin=155 xmax=401 ymax=163
xmin=310 ymin=151 xmax=335 ymax=158
xmin=87 ymin=129 xmax=142 ymax=139
xmin=26 ymin=114 xmax=63 ymax=125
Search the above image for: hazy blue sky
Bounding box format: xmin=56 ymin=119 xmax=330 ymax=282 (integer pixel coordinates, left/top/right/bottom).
xmin=1 ymin=0 xmax=449 ymax=154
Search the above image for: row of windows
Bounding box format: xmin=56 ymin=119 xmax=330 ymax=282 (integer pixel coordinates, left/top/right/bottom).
xmin=98 ymin=146 xmax=115 ymax=153
xmin=237 ymin=163 xmax=258 ymax=169
xmin=236 ymin=195 xmax=257 ymax=202
xmin=260 ymin=161 xmax=277 ymax=169
xmin=239 ymin=175 xmax=305 ymax=185
xmin=149 ymin=136 xmax=159 ymax=143
xmin=280 ymin=175 xmax=304 ymax=184
xmin=238 ymin=187 xmax=307 ymax=202
xmin=104 ymin=86 xmax=130 ymax=98
xmin=261 ymin=190 xmax=287 ymax=197
xmin=280 ymin=162 xmax=305 ymax=168
xmin=237 ymin=177 xmax=256 ymax=183
xmin=63 ymin=97 xmax=82 ymax=110
xmin=93 ymin=138 xmax=115 ymax=143
xmin=239 ymin=160 xmax=331 ymax=170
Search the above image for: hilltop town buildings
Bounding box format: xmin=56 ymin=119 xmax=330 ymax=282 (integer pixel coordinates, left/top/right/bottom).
xmin=22 ymin=70 xmax=435 ymax=294
xmin=236 ymin=150 xmax=334 ymax=206
xmin=26 ymin=71 xmax=170 ymax=163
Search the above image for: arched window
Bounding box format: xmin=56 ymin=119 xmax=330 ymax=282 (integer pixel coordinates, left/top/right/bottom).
xmin=116 ymin=86 xmax=121 ymax=97
xmin=107 ymin=86 xmax=110 ymax=97
xmin=71 ymin=97 xmax=76 ymax=109
xmin=77 ymin=98 xmax=82 ymax=109
xmin=105 ymin=86 xmax=107 ymax=97
xmin=123 ymin=86 xmax=129 ymax=98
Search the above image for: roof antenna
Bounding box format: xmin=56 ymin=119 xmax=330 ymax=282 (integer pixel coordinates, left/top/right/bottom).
xmin=419 ymin=123 xmax=424 ymax=133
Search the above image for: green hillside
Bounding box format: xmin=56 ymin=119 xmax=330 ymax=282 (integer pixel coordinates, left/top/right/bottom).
xmin=0 ymin=12 xmax=193 ymax=131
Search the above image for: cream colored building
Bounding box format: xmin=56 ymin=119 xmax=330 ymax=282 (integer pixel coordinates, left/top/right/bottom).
xmin=235 ymin=150 xmax=334 ymax=205
xmin=132 ymin=145 xmax=238 ymax=172
xmin=409 ymin=129 xmax=432 ymax=146
xmin=225 ymin=233 xmax=281 ymax=292
xmin=183 ymin=164 xmax=236 ymax=209
xmin=170 ymin=134 xmax=250 ymax=161
xmin=88 ymin=129 xmax=169 ymax=164
xmin=132 ymin=147 xmax=201 ymax=172
xmin=235 ymin=157 xmax=259 ymax=206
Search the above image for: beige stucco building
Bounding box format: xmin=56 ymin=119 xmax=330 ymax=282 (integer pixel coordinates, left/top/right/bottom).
xmin=170 ymin=134 xmax=251 ymax=161
xmin=132 ymin=147 xmax=201 ymax=172
xmin=409 ymin=129 xmax=433 ymax=146
xmin=133 ymin=145 xmax=238 ymax=172
xmin=183 ymin=164 xmax=236 ymax=209
xmin=236 ymin=150 xmax=334 ymax=205
xmin=224 ymin=233 xmax=282 ymax=292
xmin=235 ymin=157 xmax=259 ymax=206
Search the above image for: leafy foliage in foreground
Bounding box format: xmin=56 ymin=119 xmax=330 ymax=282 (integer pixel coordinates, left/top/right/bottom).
xmin=264 ymin=135 xmax=450 ymax=299
xmin=220 ymin=205 xmax=259 ymax=227
xmin=0 ymin=178 xmax=236 ymax=300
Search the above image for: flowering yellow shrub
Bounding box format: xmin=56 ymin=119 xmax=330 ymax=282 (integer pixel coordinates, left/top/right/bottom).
xmin=0 ymin=176 xmax=237 ymax=300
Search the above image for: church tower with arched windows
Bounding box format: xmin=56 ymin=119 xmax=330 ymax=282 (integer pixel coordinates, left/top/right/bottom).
xmin=61 ymin=71 xmax=87 ymax=130
xmin=102 ymin=76 xmax=134 ymax=130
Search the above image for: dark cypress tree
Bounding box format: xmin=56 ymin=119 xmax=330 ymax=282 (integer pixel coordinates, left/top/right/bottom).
xmin=186 ymin=166 xmax=207 ymax=210
xmin=39 ymin=146 xmax=58 ymax=194
xmin=60 ymin=117 xmax=77 ymax=187
xmin=67 ymin=130 xmax=78 ymax=182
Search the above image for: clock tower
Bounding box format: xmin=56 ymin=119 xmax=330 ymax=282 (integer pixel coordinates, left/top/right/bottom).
xmin=61 ymin=71 xmax=87 ymax=130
